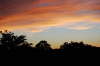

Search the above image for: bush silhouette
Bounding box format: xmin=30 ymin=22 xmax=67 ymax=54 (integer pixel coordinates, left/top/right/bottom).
xmin=35 ymin=40 xmax=52 ymax=50
xmin=60 ymin=41 xmax=96 ymax=49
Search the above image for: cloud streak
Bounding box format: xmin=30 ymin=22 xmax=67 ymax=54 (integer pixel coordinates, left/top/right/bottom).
xmin=0 ymin=0 xmax=100 ymax=32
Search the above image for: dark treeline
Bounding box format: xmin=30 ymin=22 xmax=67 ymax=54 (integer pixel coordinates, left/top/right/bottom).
xmin=0 ymin=30 xmax=99 ymax=56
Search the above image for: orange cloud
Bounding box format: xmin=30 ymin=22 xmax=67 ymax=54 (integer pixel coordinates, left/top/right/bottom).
xmin=0 ymin=0 xmax=100 ymax=32
xmin=0 ymin=14 xmax=100 ymax=31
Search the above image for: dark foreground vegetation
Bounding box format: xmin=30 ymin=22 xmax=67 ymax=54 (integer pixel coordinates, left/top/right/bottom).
xmin=0 ymin=30 xmax=99 ymax=56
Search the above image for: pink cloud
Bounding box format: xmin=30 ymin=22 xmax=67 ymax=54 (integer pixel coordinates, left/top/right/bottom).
xmin=0 ymin=0 xmax=100 ymax=32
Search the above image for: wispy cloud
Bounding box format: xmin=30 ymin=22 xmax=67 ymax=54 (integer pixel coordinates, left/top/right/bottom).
xmin=68 ymin=26 xmax=92 ymax=30
xmin=0 ymin=0 xmax=100 ymax=32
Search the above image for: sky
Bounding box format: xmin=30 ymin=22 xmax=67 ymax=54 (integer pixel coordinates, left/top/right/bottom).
xmin=0 ymin=0 xmax=100 ymax=48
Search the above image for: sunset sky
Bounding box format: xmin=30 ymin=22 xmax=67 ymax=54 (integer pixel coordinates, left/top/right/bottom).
xmin=0 ymin=0 xmax=100 ymax=48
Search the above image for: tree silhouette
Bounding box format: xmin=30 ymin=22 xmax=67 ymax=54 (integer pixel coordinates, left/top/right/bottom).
xmin=35 ymin=40 xmax=51 ymax=50
xmin=0 ymin=30 xmax=99 ymax=56
xmin=0 ymin=30 xmax=27 ymax=50
xmin=60 ymin=41 xmax=96 ymax=49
